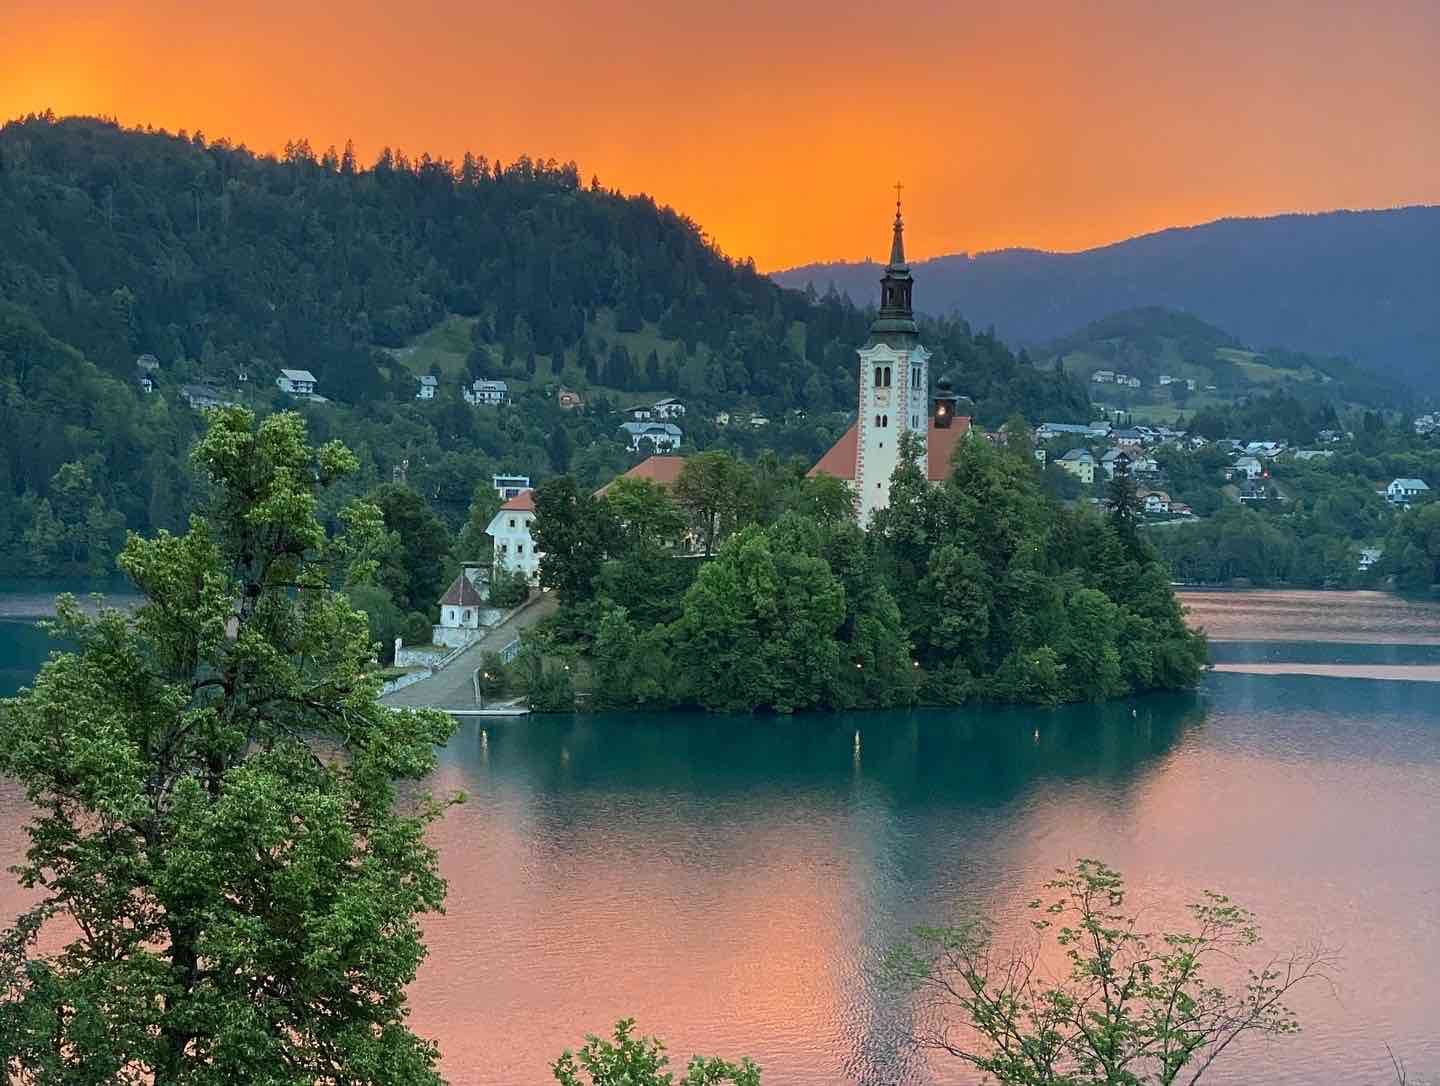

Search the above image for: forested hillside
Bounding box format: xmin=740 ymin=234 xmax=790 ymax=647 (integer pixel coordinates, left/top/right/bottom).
xmin=0 ymin=113 xmax=1088 ymax=579
xmin=775 ymin=207 xmax=1440 ymax=389
xmin=1043 ymin=307 xmax=1412 ymax=415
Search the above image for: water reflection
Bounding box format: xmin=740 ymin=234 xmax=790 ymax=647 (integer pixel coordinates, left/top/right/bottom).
xmin=416 ymin=696 xmax=1210 ymax=1086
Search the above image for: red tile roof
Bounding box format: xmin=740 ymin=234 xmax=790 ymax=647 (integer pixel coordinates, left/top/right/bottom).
xmin=594 ymin=455 xmax=688 ymax=496
xmin=499 ymin=489 xmax=536 ymax=512
xmin=808 ymin=417 xmax=974 ymax=483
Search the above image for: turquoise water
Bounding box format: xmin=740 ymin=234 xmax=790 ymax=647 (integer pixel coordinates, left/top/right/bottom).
xmin=3 ymin=587 xmax=1440 ymax=1083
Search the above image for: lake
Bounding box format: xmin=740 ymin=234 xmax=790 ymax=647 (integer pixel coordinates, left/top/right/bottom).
xmin=2 ymin=586 xmax=1439 ymax=1083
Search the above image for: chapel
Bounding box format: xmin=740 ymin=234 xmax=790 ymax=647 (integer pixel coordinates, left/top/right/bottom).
xmin=808 ymin=196 xmax=971 ymax=522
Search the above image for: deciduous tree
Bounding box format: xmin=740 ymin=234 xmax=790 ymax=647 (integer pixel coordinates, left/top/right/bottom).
xmin=0 ymin=409 xmax=455 ymax=1085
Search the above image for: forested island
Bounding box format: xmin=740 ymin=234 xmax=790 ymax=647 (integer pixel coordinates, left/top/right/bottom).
xmin=520 ymin=432 xmax=1206 ymax=713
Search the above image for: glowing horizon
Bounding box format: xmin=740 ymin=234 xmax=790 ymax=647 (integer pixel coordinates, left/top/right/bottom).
xmin=2 ymin=0 xmax=1436 ymax=271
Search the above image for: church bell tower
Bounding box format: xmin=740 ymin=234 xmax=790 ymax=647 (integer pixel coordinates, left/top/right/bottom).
xmin=854 ymin=189 xmax=930 ymax=524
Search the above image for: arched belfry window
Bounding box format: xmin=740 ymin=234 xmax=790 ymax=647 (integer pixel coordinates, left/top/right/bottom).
xmin=883 ymin=366 xmax=892 ymax=388
xmin=874 ymin=366 xmax=883 ymax=388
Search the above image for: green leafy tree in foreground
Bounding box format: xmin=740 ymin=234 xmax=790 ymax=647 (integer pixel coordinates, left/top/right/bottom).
xmin=883 ymin=859 xmax=1332 ymax=1086
xmin=0 ymin=409 xmax=456 ymax=1085
xmin=554 ymin=1019 xmax=760 ymax=1086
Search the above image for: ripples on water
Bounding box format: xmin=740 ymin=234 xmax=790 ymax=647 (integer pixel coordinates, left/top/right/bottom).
xmin=2 ymin=590 xmax=1440 ymax=1084
xmin=411 ymin=673 xmax=1440 ymax=1086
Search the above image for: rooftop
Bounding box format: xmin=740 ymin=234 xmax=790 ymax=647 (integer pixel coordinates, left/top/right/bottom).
xmin=595 ymin=455 xmax=688 ymax=496
xmin=499 ymin=489 xmax=537 ymax=512
xmin=808 ymin=416 xmax=974 ymax=483
xmin=438 ymin=571 xmax=487 ymax=608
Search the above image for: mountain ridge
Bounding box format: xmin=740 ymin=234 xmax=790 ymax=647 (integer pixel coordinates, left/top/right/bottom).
xmin=774 ymin=206 xmax=1440 ymax=389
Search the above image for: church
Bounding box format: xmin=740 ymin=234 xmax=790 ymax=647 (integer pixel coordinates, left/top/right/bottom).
xmin=808 ymin=197 xmax=971 ymax=524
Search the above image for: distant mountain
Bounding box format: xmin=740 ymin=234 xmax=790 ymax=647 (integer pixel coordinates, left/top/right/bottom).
xmin=774 ymin=208 xmax=1440 ymax=391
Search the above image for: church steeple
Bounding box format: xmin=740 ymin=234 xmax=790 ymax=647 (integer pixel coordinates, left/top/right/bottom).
xmin=869 ymin=184 xmax=917 ymax=345
xmin=888 ymin=191 xmax=907 ymax=267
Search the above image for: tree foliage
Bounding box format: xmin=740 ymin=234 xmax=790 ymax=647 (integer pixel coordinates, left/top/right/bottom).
xmin=553 ymin=1019 xmax=760 ymax=1086
xmin=883 ymin=859 xmax=1332 ymax=1086
xmin=0 ymin=409 xmax=455 ymax=1084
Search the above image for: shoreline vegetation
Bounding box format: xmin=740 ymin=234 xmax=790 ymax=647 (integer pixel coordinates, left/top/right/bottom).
xmin=518 ymin=429 xmax=1207 ymax=714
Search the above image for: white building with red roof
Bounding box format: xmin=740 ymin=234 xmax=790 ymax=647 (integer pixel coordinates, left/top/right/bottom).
xmin=808 ymin=199 xmax=971 ymax=522
xmin=486 ymin=489 xmax=541 ymax=582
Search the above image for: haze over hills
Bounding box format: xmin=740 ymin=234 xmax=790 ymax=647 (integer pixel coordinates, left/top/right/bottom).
xmin=774 ymin=207 xmax=1440 ymax=391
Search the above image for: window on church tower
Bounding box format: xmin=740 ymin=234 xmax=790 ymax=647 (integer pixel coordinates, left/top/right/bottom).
xmin=883 ymin=366 xmax=892 ymax=387
xmin=874 ymin=367 xmax=882 ymax=388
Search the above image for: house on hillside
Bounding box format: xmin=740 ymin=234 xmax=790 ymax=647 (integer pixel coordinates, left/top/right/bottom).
xmin=1091 ymin=370 xmax=1116 ymax=384
xmin=652 ymin=397 xmax=686 ymax=419
xmin=1386 ymin=478 xmax=1430 ymax=505
xmin=1158 ymin=374 xmax=1175 ymax=386
xmin=416 ymin=375 xmax=438 ymax=400
xmin=1317 ymin=429 xmax=1347 ymax=444
xmin=624 ymin=404 xmax=654 ymax=422
xmin=492 ymin=474 xmax=531 ymax=500
xmin=557 ymin=387 xmax=584 ymax=410
xmin=1057 ymin=448 xmax=1095 ymax=485
xmin=1139 ymin=490 xmax=1172 ymax=515
xmin=487 ymin=490 xmax=541 ymax=581
xmin=1358 ymin=547 xmax=1383 ymax=572
xmin=1113 ymin=429 xmax=1147 ymax=448
xmin=432 ymin=565 xmax=505 ymax=649
xmin=620 ymin=421 xmax=683 ymax=452
xmin=276 ymin=369 xmax=317 ymax=396
xmin=135 ymin=354 xmax=159 ymax=393
xmin=1233 ymin=456 xmax=1264 ymax=481
xmin=464 ymin=378 xmax=508 ymax=406
xmin=1292 ymin=449 xmax=1333 ymax=462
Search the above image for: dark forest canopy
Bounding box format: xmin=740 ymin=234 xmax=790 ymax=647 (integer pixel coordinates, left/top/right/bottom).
xmin=0 ymin=112 xmax=1089 ymax=579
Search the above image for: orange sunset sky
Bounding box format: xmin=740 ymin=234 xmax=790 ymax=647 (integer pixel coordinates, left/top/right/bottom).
xmin=3 ymin=0 xmax=1436 ymax=270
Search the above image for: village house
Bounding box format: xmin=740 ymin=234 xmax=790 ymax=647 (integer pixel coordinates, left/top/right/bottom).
xmin=135 ymin=354 xmax=159 ymax=393
xmin=1112 ymin=428 xmax=1147 ymax=448
xmin=1386 ymin=478 xmax=1430 ymax=505
xmin=652 ymin=397 xmax=686 ymax=419
xmin=1292 ymin=449 xmax=1333 ymax=462
xmin=1100 ymin=448 xmax=1159 ymax=479
xmin=1317 ymin=429 xmax=1347 ymax=444
xmin=1139 ymin=490 xmax=1172 ymax=515
xmin=1233 ymin=456 xmax=1264 ymax=481
xmin=431 ymin=565 xmax=505 ymax=649
xmin=1157 ymin=374 xmax=1174 ymax=386
xmin=620 ymin=421 xmax=684 ymax=452
xmin=1245 ymin=441 xmax=1286 ymax=458
xmin=464 ymin=378 xmax=508 ymax=406
xmin=1056 ymin=448 xmax=1096 ymax=485
xmin=1414 ymin=414 xmax=1438 ymax=436
xmin=1358 ymin=547 xmax=1383 ymax=572
xmin=416 ymin=375 xmax=438 ymax=400
xmin=1091 ymin=370 xmax=1116 ymax=384
xmin=1037 ymin=421 xmax=1109 ymax=442
xmin=276 ymin=368 xmax=318 ymax=396
xmin=558 ymin=386 xmax=584 ymax=410
xmin=748 ymin=414 xmax=770 ymax=427
xmin=493 ymin=474 xmax=531 ymax=501
xmin=1170 ymin=501 xmax=1194 ymax=517
xmin=487 ymin=490 xmax=542 ymax=581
